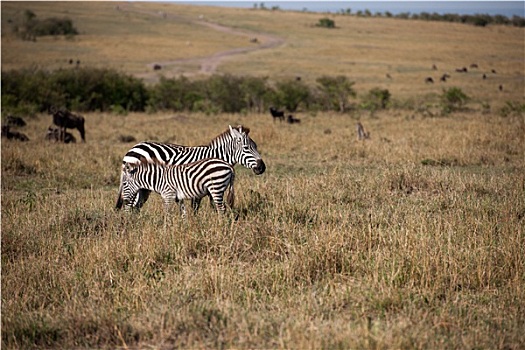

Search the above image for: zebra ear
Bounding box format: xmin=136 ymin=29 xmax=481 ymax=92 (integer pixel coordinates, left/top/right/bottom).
xmin=229 ymin=125 xmax=242 ymax=138
xmin=237 ymin=125 xmax=250 ymax=135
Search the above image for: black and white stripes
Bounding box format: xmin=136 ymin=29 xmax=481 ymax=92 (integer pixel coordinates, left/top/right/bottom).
xmin=122 ymin=158 xmax=235 ymax=216
xmin=116 ymin=125 xmax=265 ymax=210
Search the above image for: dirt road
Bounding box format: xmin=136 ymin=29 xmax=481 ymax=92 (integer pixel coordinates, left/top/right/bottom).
xmin=121 ymin=3 xmax=284 ymax=82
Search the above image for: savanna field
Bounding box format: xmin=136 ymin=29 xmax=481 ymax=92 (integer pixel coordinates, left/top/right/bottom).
xmin=2 ymin=2 xmax=525 ymax=349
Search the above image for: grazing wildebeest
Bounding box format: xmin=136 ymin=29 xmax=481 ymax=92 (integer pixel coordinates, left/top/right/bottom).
xmin=499 ymin=85 xmax=503 ymax=91
xmin=45 ymin=126 xmax=76 ymax=144
xmin=425 ymin=77 xmax=434 ymax=84
xmin=482 ymin=74 xmax=487 ymax=80
xmin=455 ymin=67 xmax=468 ymax=73
xmin=50 ymin=106 xmax=85 ymax=142
xmin=269 ymin=107 xmax=285 ymax=122
xmin=6 ymin=115 xmax=26 ymax=127
xmin=470 ymin=63 xmax=479 ymax=69
xmin=1 ymin=125 xmax=29 ymax=142
xmin=153 ymin=64 xmax=162 ymax=70
xmin=440 ymin=74 xmax=450 ymax=82
xmin=491 ymin=69 xmax=497 ymax=74
xmin=356 ymin=122 xmax=370 ymax=141
xmin=250 ymin=37 xmax=258 ymax=43
xmin=287 ymin=115 xmax=300 ymax=124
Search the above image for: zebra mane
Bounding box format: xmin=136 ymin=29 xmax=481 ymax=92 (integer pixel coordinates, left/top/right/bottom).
xmin=139 ymin=157 xmax=163 ymax=166
xmin=208 ymin=125 xmax=250 ymax=146
xmin=236 ymin=125 xmax=250 ymax=135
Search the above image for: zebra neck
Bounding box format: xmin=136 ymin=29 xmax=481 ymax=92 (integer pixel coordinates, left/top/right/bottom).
xmin=205 ymin=143 xmax=235 ymax=165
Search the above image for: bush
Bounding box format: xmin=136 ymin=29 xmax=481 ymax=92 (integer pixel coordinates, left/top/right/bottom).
xmin=316 ymin=75 xmax=356 ymax=112
xmin=16 ymin=10 xmax=79 ymax=40
xmin=316 ymin=18 xmax=336 ymax=28
xmin=28 ymin=17 xmax=78 ymax=36
xmin=500 ymin=101 xmax=525 ymax=118
xmin=2 ymin=68 xmax=395 ymax=115
xmin=148 ymin=76 xmax=204 ymax=112
xmin=206 ymin=74 xmax=247 ymax=114
xmin=273 ymin=79 xmax=311 ymax=112
xmin=241 ymin=76 xmax=272 ymax=113
xmin=1 ymin=68 xmax=148 ymax=113
xmin=441 ymin=87 xmax=469 ymax=114
xmin=361 ymin=88 xmax=391 ymax=111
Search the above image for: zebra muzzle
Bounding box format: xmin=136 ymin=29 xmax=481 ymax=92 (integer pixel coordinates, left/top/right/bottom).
xmin=253 ymin=159 xmax=266 ymax=175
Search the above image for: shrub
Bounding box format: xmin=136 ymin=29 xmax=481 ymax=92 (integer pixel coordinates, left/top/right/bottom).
xmin=1 ymin=68 xmax=148 ymax=113
xmin=441 ymin=87 xmax=469 ymax=114
xmin=316 ymin=75 xmax=356 ymax=112
xmin=16 ymin=10 xmax=78 ymax=40
xmin=28 ymin=17 xmax=79 ymax=36
xmin=361 ymin=88 xmax=391 ymax=111
xmin=206 ymin=74 xmax=247 ymax=113
xmin=148 ymin=76 xmax=205 ymax=112
xmin=500 ymin=101 xmax=525 ymax=118
xmin=2 ymin=68 xmax=397 ymax=115
xmin=240 ymin=76 xmax=272 ymax=113
xmin=273 ymin=79 xmax=311 ymax=112
xmin=316 ymin=18 xmax=336 ymax=28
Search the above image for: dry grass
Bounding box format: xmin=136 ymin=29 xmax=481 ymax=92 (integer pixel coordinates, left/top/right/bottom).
xmin=2 ymin=110 xmax=524 ymax=349
xmin=2 ymin=2 xmax=523 ymax=106
xmin=2 ymin=2 xmax=525 ymax=349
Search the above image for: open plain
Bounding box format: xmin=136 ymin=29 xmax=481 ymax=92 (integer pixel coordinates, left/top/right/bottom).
xmin=2 ymin=2 xmax=524 ymax=349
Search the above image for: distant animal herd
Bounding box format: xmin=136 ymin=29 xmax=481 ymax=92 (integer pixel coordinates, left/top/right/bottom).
xmin=2 ymin=106 xmax=85 ymax=144
xmin=1 ymin=57 xmax=507 ymax=217
xmin=422 ymin=63 xmax=502 ymax=89
xmin=269 ymin=107 xmax=301 ymax=124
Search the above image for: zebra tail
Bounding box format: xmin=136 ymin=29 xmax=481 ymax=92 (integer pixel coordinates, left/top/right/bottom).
xmin=226 ymin=173 xmax=235 ymax=208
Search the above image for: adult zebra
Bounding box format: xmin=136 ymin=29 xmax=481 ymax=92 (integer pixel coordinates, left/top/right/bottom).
xmin=122 ymin=158 xmax=235 ymax=217
xmin=115 ymin=125 xmax=265 ymax=211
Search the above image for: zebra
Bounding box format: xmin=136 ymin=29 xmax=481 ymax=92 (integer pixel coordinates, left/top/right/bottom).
xmin=122 ymin=158 xmax=235 ymax=217
xmin=115 ymin=125 xmax=265 ymax=211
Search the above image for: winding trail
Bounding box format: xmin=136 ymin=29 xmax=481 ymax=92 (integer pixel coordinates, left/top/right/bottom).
xmin=121 ymin=3 xmax=284 ymax=82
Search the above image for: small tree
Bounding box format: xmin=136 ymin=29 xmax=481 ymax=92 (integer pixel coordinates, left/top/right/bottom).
xmin=206 ymin=74 xmax=246 ymax=113
xmin=274 ymin=79 xmax=311 ymax=112
xmin=317 ymin=18 xmax=336 ymax=28
xmin=441 ymin=87 xmax=469 ymax=114
xmin=316 ymin=75 xmax=356 ymax=112
xmin=241 ymin=76 xmax=270 ymax=113
xmin=361 ymin=88 xmax=391 ymax=111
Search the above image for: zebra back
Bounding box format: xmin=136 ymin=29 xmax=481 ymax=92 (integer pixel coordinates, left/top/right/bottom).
xmin=122 ymin=125 xmax=262 ymax=169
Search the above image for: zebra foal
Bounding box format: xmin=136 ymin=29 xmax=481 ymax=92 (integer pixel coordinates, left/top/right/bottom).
xmin=116 ymin=125 xmax=265 ymax=210
xmin=122 ymin=158 xmax=235 ymax=217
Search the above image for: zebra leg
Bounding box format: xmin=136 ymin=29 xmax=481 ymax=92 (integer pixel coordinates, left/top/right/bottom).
xmin=161 ymin=193 xmax=178 ymax=212
xmin=191 ymin=198 xmax=202 ymax=213
xmin=179 ymin=201 xmax=187 ymax=219
xmin=163 ymin=193 xmax=185 ymax=218
xmin=210 ymin=192 xmax=226 ymax=214
xmin=134 ymin=189 xmax=151 ymax=209
xmin=208 ymin=193 xmax=215 ymax=209
xmin=124 ymin=191 xmax=140 ymax=212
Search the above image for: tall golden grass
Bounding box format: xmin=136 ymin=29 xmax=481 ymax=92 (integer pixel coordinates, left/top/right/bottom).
xmin=2 ymin=2 xmax=524 ymax=107
xmin=2 ymin=1 xmax=525 ymax=349
xmin=2 ymin=110 xmax=524 ymax=348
